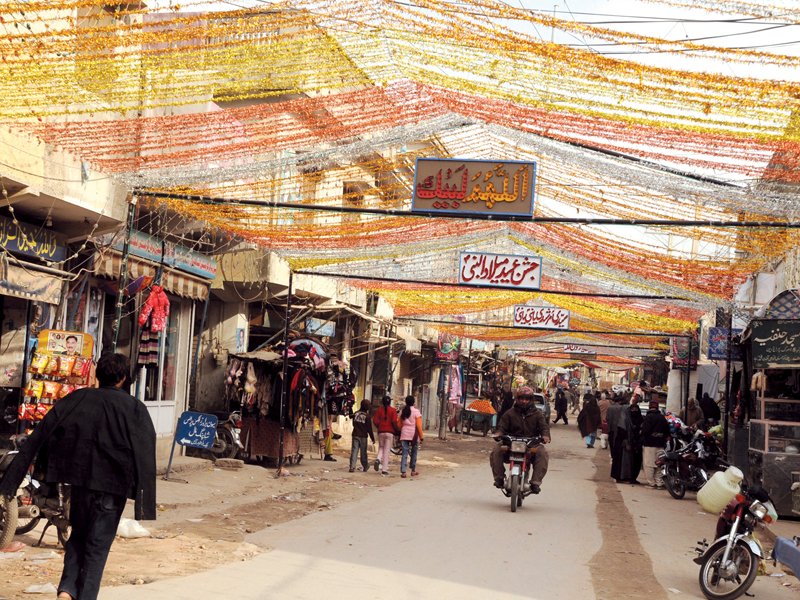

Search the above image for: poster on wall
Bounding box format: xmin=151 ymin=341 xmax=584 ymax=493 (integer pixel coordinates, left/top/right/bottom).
xmin=707 ymin=327 xmax=743 ymax=361
xmin=435 ymin=332 xmax=461 ymax=362
xmin=671 ymin=333 xmax=699 ymax=370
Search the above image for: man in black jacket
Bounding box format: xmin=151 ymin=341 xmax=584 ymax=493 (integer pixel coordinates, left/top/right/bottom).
xmin=0 ymin=353 xmax=156 ymax=600
xmin=490 ymin=386 xmax=551 ymax=494
xmin=640 ymin=399 xmax=671 ymax=488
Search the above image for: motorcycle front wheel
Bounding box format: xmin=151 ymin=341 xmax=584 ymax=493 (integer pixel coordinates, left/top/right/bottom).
xmin=698 ymin=539 xmax=758 ymax=600
xmin=510 ymin=474 xmax=520 ymax=512
xmin=0 ymin=493 xmax=19 ymax=549
xmin=665 ymin=465 xmax=686 ymax=499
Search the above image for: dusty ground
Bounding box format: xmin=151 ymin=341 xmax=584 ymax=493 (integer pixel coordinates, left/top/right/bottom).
xmin=0 ymin=434 xmax=491 ymax=599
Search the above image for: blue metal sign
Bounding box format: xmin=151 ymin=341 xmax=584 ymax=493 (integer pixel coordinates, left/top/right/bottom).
xmin=174 ymin=411 xmax=218 ymax=449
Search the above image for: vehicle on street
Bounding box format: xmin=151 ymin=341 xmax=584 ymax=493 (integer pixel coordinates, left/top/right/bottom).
xmin=533 ymin=392 xmax=550 ymax=422
xmin=210 ymin=410 xmax=244 ymax=460
xmin=693 ymin=483 xmax=790 ymax=600
xmin=657 ymin=429 xmax=728 ymax=499
xmin=495 ymin=434 xmax=545 ymax=512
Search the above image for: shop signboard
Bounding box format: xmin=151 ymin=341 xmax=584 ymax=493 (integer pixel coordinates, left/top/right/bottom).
xmin=412 ymin=158 xmax=535 ymax=217
xmin=0 ymin=214 xmax=65 ymax=262
xmin=100 ymin=231 xmax=217 ymax=279
xmin=513 ymin=305 xmax=570 ymax=330
xmin=750 ymin=319 xmax=800 ymax=369
xmin=707 ymin=327 xmax=743 ymax=361
xmin=458 ymin=251 xmax=542 ymax=290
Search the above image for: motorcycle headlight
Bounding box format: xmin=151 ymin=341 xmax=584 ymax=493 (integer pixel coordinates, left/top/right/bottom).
xmin=749 ymin=500 xmax=768 ymax=520
xmin=510 ymin=441 xmax=527 ymax=453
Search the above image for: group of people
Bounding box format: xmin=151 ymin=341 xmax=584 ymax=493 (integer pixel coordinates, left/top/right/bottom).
xmin=349 ymin=395 xmax=424 ymax=479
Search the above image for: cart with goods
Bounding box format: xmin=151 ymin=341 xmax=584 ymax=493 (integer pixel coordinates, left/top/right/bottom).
xmin=461 ymin=399 xmax=497 ymax=436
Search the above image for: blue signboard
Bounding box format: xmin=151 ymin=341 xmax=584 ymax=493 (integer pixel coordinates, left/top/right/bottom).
xmin=708 ymin=327 xmax=743 ymax=361
xmin=174 ymin=411 xmax=218 ymax=449
xmin=0 ymin=214 xmax=66 ymax=262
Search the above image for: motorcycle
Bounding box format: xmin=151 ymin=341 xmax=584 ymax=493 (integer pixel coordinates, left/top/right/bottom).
xmin=210 ymin=410 xmax=244 ymax=460
xmin=495 ymin=434 xmax=544 ymax=513
xmin=656 ymin=429 xmax=728 ymax=499
xmin=693 ymin=483 xmax=789 ymax=600
xmin=0 ymin=434 xmax=71 ymax=547
xmin=0 ymin=442 xmax=21 ymax=549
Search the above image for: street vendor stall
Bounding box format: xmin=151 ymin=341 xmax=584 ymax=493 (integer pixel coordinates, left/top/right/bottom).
xmin=224 ymin=349 xmax=301 ymax=465
xmin=741 ymin=312 xmax=800 ymax=517
xmin=461 ymin=398 xmax=497 ymax=436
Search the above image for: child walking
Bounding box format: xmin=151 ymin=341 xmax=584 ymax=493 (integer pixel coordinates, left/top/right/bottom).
xmin=349 ymin=400 xmax=375 ymax=473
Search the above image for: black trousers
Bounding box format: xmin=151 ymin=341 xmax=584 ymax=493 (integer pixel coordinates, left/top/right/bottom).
xmin=553 ymin=409 xmax=568 ymax=424
xmin=59 ymin=486 xmax=126 ymax=600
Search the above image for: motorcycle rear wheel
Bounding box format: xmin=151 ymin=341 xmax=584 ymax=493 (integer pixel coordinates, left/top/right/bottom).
xmin=510 ymin=474 xmax=520 ymax=512
xmin=698 ymin=539 xmax=757 ymax=600
xmin=210 ymin=427 xmax=239 ymax=460
xmin=0 ymin=493 xmax=18 ymax=549
xmin=665 ymin=468 xmax=686 ymax=499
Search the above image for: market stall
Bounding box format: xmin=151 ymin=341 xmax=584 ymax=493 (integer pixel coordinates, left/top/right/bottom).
xmin=223 ymin=336 xmax=355 ymax=465
xmin=741 ymin=314 xmax=800 ymax=517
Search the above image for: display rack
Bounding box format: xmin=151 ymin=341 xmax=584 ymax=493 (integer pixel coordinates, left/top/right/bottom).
xmin=19 ymin=329 xmax=95 ymax=425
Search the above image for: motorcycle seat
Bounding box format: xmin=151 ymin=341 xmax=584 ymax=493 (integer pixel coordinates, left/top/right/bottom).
xmin=663 ymin=451 xmax=682 ymax=461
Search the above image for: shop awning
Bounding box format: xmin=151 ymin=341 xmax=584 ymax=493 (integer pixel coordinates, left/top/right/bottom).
xmin=0 ymin=259 xmax=66 ymax=304
xmin=93 ymin=251 xmax=210 ymax=300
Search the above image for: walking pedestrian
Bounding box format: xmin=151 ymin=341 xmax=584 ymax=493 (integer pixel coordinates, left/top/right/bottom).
xmin=577 ymin=393 xmax=601 ymax=448
xmin=598 ymin=392 xmax=611 ymax=449
xmin=0 ymin=353 xmax=156 ymax=600
xmin=641 ymin=400 xmax=670 ymax=488
xmin=397 ymin=395 xmax=423 ymax=478
xmin=569 ymin=387 xmax=580 ymax=415
xmin=552 ymin=386 xmax=569 ymax=424
xmin=349 ymin=400 xmax=375 ymax=473
xmin=371 ymin=395 xmax=399 ymax=475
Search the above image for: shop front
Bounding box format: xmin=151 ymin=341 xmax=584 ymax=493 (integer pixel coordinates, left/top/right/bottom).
xmin=0 ymin=215 xmax=70 ymax=441
xmin=88 ymin=232 xmax=217 ymax=456
xmin=741 ymin=293 xmax=800 ymax=517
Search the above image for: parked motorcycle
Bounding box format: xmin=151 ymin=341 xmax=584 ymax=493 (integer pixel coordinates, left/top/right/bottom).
xmin=693 ymin=483 xmax=780 ymax=600
xmin=656 ymin=429 xmax=728 ymax=499
xmin=0 ymin=441 xmax=20 ymax=549
xmin=495 ymin=434 xmax=544 ymax=512
xmin=210 ymin=410 xmax=244 ymax=460
xmin=0 ymin=434 xmax=71 ymax=547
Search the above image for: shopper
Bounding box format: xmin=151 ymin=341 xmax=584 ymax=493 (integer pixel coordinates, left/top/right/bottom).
xmin=0 ymin=353 xmax=156 ymax=600
xmin=371 ymin=395 xmax=399 ymax=475
xmin=349 ymin=400 xmax=375 ymax=473
xmin=553 ymin=386 xmax=569 ymax=425
xmin=577 ymin=393 xmax=601 ymax=448
xmin=397 ymin=395 xmax=424 ymax=478
xmin=640 ymin=400 xmax=670 ymax=488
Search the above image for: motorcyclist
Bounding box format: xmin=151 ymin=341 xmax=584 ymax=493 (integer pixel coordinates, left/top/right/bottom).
xmin=490 ymin=385 xmax=551 ymax=494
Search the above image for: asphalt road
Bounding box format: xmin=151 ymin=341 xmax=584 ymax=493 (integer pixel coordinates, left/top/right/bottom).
xmin=101 ymin=427 xmax=800 ymax=600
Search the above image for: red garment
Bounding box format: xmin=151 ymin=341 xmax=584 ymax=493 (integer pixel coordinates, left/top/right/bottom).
xmin=138 ymin=285 xmax=170 ymax=332
xmin=372 ymin=405 xmax=399 ymax=434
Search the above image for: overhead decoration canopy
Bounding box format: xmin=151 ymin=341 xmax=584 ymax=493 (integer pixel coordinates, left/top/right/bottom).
xmin=2 ymin=0 xmax=799 ymax=357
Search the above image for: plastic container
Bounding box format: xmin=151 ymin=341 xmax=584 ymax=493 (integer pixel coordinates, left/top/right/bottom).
xmin=697 ymin=466 xmax=743 ymax=514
